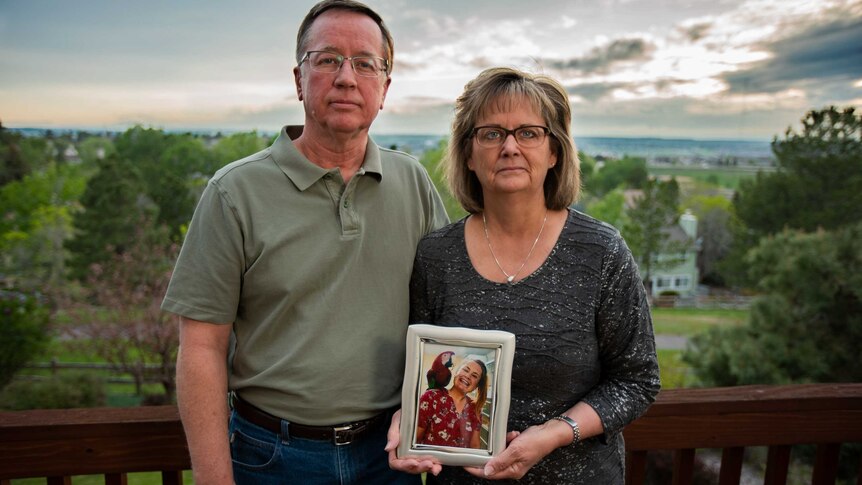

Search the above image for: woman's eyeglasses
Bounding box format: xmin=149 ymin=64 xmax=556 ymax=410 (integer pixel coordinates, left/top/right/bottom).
xmin=472 ymin=126 xmax=550 ymax=148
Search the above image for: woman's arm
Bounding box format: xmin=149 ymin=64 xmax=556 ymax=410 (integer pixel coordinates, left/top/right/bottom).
xmin=581 ymin=233 xmax=661 ymax=439
xmin=469 ymin=429 xmax=481 ymax=449
xmin=471 ymin=401 xmax=600 ymax=480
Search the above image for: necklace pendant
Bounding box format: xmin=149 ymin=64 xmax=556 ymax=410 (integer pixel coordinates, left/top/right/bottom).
xmin=506 ymin=276 xmax=515 ymax=284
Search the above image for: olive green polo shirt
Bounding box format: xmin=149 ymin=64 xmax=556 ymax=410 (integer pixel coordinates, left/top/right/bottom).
xmin=162 ymin=125 xmax=448 ymax=424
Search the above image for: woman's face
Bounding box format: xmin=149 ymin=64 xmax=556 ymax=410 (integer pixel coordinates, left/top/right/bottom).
xmin=467 ymin=96 xmax=556 ymax=199
xmin=453 ymin=361 xmax=483 ymax=393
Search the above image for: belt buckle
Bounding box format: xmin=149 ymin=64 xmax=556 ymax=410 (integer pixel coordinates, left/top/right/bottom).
xmin=333 ymin=423 xmax=356 ymax=446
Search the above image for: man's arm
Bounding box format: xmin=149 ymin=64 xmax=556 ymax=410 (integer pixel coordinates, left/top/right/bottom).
xmin=176 ymin=316 xmax=234 ymax=485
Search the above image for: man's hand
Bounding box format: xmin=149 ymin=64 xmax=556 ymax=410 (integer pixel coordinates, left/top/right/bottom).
xmin=384 ymin=410 xmax=442 ymax=476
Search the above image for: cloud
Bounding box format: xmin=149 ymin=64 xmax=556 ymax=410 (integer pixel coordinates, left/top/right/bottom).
xmin=386 ymin=96 xmax=452 ymax=115
xmin=722 ymin=17 xmax=862 ymax=95
xmin=548 ymin=37 xmax=655 ymax=74
xmin=678 ymin=21 xmax=712 ymax=43
xmin=566 ymin=82 xmax=624 ymax=102
xmin=568 ymin=95 xmax=808 ymax=140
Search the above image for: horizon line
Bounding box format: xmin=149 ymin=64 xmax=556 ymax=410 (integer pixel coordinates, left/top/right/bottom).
xmin=4 ymin=125 xmax=774 ymax=144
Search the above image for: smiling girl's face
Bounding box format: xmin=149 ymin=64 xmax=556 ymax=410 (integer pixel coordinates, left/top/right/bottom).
xmin=453 ymin=360 xmax=483 ymax=393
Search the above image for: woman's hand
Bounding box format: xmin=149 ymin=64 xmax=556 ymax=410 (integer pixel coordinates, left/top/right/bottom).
xmin=385 ymin=410 xmax=442 ymax=476
xmin=465 ymin=424 xmax=560 ymax=480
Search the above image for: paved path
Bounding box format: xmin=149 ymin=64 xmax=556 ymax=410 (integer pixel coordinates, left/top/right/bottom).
xmin=655 ymin=334 xmax=688 ymax=350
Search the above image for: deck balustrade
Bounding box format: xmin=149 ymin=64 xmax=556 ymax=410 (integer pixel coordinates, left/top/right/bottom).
xmin=1 ymin=383 xmax=860 ymax=484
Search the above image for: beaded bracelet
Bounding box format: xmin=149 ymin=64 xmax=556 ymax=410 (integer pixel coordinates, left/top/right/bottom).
xmin=551 ymin=415 xmax=581 ymax=445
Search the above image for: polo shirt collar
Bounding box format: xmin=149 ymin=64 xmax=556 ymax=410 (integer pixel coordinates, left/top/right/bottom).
xmin=271 ymin=125 xmax=383 ymax=191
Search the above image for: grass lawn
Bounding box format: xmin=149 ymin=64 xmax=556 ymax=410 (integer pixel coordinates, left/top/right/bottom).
xmin=648 ymin=166 xmax=764 ymax=189
xmin=652 ymin=307 xmax=750 ymax=389
xmin=7 ymin=339 xmax=168 ymax=408
xmin=658 ymin=349 xmax=691 ymax=389
xmin=651 ymin=307 xmax=748 ymax=336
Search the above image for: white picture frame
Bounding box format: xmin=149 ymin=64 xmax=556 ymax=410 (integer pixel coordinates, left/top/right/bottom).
xmin=397 ymin=324 xmax=516 ymax=467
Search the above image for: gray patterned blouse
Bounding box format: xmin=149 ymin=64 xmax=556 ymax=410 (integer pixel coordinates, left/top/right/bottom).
xmin=412 ymin=209 xmax=661 ymax=485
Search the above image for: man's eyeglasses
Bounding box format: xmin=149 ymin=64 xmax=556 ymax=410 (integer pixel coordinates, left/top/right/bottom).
xmin=472 ymin=126 xmax=551 ymax=148
xmin=301 ymin=51 xmax=388 ymax=77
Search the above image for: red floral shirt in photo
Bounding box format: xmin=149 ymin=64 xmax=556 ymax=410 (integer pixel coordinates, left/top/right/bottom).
xmin=416 ymin=388 xmax=480 ymax=448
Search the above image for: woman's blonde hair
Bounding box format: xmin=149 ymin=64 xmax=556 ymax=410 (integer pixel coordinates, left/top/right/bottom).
xmin=445 ymin=67 xmax=580 ymax=213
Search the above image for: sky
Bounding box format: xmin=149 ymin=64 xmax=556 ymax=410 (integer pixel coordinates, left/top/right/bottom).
xmin=1 ymin=0 xmax=860 ymax=140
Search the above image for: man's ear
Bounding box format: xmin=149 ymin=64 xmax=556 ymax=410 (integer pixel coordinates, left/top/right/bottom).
xmin=294 ymin=66 xmax=303 ymax=101
xmin=379 ymin=76 xmax=391 ymax=110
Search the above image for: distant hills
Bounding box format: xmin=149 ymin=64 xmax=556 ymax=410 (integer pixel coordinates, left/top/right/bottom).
xmin=8 ymin=127 xmax=774 ymax=166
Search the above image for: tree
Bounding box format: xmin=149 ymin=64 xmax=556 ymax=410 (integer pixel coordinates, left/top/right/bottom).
xmin=623 ymin=178 xmax=684 ymax=287
xmin=19 ymin=137 xmax=57 ymax=174
xmin=420 ymin=139 xmax=467 ymax=220
xmin=211 ymin=131 xmax=268 ymax=174
xmin=0 ymin=290 xmax=51 ymax=390
xmin=577 ymin=150 xmax=596 ymax=189
xmin=685 ymin=195 xmax=736 ymax=286
xmin=76 ymin=136 xmax=115 ymax=167
xmin=65 ymin=154 xmax=150 ymax=280
xmin=735 ymin=106 xmax=862 ymax=237
xmin=584 ymin=155 xmax=648 ymax=196
xmin=115 ymin=127 xmax=215 ymax=237
xmin=585 ymin=187 xmax=628 ymax=230
xmin=683 ymin=222 xmax=862 ymax=386
xmin=0 ymin=124 xmax=28 ymax=186
xmin=155 ymin=136 xmax=208 ymax=236
xmin=61 ymin=219 xmax=180 ymax=401
xmin=0 ymin=163 xmax=87 ymax=289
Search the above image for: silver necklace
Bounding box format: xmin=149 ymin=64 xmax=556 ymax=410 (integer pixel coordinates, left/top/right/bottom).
xmin=482 ymin=210 xmax=548 ymax=285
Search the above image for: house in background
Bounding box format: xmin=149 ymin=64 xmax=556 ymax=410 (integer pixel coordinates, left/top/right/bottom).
xmin=648 ymin=210 xmax=700 ymax=297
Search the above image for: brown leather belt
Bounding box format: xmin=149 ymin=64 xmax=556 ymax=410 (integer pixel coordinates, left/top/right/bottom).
xmin=232 ymin=394 xmax=391 ymax=446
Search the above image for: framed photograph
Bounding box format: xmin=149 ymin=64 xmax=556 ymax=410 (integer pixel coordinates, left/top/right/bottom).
xmin=397 ymin=324 xmax=516 ymax=467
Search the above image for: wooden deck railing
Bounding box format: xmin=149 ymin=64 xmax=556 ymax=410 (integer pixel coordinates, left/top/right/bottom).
xmin=1 ymin=383 xmax=860 ymax=484
xmin=623 ymin=383 xmax=862 ymax=484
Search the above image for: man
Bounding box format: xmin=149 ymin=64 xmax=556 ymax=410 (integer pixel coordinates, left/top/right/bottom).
xmin=161 ymin=1 xmax=448 ymax=483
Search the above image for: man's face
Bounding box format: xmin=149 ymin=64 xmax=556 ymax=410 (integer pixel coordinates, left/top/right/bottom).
xmin=293 ymin=10 xmax=391 ymax=138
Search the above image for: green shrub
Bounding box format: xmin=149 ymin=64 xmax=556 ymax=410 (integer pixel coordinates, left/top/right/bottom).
xmin=0 ymin=289 xmax=51 ymax=389
xmin=0 ymin=373 xmax=106 ymax=410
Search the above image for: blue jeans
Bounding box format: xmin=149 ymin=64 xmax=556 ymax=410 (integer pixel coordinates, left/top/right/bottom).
xmin=228 ymin=409 xmax=421 ymax=485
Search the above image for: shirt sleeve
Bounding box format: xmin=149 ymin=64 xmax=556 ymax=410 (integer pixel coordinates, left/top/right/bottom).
xmin=419 ymin=167 xmax=450 ymax=234
xmin=161 ymin=178 xmax=244 ymax=324
xmin=409 ymin=244 xmax=434 ymax=323
xmin=581 ymin=232 xmax=661 ymax=440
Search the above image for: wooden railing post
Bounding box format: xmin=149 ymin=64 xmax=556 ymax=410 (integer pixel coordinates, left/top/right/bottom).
xmin=672 ymin=448 xmax=695 ymax=485
xmin=162 ymin=470 xmax=184 ymax=485
xmin=718 ymin=446 xmax=744 ymax=485
xmin=105 ymin=473 xmax=128 ymax=485
xmin=811 ymin=442 xmax=840 ymax=485
xmin=763 ymin=444 xmax=791 ymax=485
xmin=625 ymin=450 xmax=648 ymax=485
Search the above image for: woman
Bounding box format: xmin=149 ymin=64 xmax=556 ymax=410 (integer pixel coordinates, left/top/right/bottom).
xmin=387 ymin=67 xmax=660 ymax=483
xmin=416 ymin=359 xmax=488 ymax=449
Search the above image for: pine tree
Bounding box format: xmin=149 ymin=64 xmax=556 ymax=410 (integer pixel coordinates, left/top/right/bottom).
xmin=623 ymin=178 xmax=684 ymax=287
xmin=735 ymin=106 xmax=862 ymax=236
xmin=65 ymin=154 xmax=150 ymax=280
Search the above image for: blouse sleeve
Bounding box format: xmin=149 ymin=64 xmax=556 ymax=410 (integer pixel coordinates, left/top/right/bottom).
xmin=581 ymin=232 xmax=661 ymax=440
